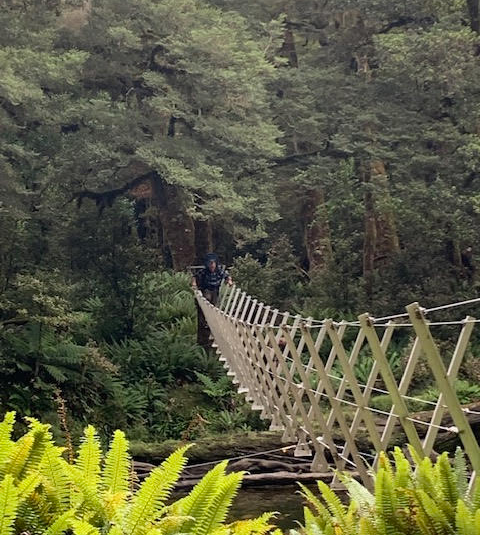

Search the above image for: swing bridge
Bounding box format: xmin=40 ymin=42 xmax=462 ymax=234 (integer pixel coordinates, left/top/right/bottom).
xmin=195 ymin=285 xmax=480 ymax=489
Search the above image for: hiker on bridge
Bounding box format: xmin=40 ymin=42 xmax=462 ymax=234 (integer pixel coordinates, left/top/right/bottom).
xmin=192 ymin=252 xmax=233 ymax=306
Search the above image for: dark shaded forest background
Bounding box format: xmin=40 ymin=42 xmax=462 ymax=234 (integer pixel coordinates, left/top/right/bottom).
xmin=3 ymin=0 xmax=480 ymax=444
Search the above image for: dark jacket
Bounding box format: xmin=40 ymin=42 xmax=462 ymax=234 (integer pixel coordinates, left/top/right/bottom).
xmin=196 ymin=254 xmax=230 ymax=291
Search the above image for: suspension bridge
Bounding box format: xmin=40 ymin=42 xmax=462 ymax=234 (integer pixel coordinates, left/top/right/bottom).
xmin=195 ymin=285 xmax=480 ymax=490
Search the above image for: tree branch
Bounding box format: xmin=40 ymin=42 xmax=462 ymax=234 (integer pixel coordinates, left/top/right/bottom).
xmin=67 ymin=171 xmax=157 ymax=212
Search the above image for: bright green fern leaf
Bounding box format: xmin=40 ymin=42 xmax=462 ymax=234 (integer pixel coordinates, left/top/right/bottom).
xmin=174 ymin=460 xmax=229 ymax=530
xmin=0 ymin=413 xmax=15 ymax=476
xmin=0 ymin=475 xmax=19 ymax=535
xmin=43 ymin=509 xmax=77 ymax=535
xmin=5 ymin=434 xmax=34 ymax=480
xmin=102 ymin=430 xmax=130 ymax=496
xmin=192 ymin=471 xmax=243 ymax=535
xmin=76 ymin=426 xmax=101 ymax=491
xmin=123 ymin=445 xmax=189 ymax=535
xmin=71 ymin=519 xmax=100 ymax=535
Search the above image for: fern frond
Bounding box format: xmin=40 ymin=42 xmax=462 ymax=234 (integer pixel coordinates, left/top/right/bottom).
xmin=474 ymin=508 xmax=480 ymax=534
xmin=298 ymin=483 xmax=331 ymax=521
xmin=192 ymin=471 xmax=243 ymax=535
xmin=20 ymin=419 xmax=53 ymax=478
xmin=359 ymin=516 xmax=377 ymax=535
xmin=16 ymin=472 xmax=42 ymax=502
xmin=317 ymin=480 xmax=348 ymax=531
xmin=374 ymin=468 xmax=397 ymax=535
xmin=0 ymin=475 xmax=19 ymax=535
xmin=416 ymin=489 xmax=453 ymax=534
xmin=435 ymin=452 xmax=458 ymax=508
xmin=5 ymin=435 xmax=34 ymax=480
xmin=392 ymin=447 xmax=412 ymax=490
xmin=175 ymin=460 xmax=228 ymax=528
xmin=106 ymin=525 xmax=123 ymax=535
xmin=39 ymin=444 xmax=71 ymax=511
xmin=63 ymin=463 xmax=104 ymax=515
xmin=415 ymin=457 xmax=436 ymax=496
xmin=471 ymin=477 xmax=480 ymax=512
xmin=454 ymin=448 xmax=469 ymax=501
xmin=71 ymin=519 xmax=100 ymax=535
xmin=102 ymin=430 xmax=130 ymax=496
xmin=338 ymin=473 xmax=375 ymax=513
xmin=227 ymin=512 xmax=276 ymax=535
xmin=123 ymin=445 xmax=189 ymax=535
xmin=0 ymin=413 xmax=15 ymax=475
xmin=43 ymin=509 xmax=77 ymax=535
xmin=76 ymin=426 xmax=101 ymax=492
xmin=155 ymin=514 xmax=194 ymax=535
xmin=302 ymin=506 xmax=326 ymax=535
xmin=456 ymin=499 xmax=474 ymax=535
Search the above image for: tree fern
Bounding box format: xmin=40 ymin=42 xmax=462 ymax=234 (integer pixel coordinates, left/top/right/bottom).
xmin=102 ymin=430 xmax=130 ymax=496
xmin=192 ymin=471 xmax=244 ymax=535
xmin=122 ymin=445 xmax=189 ymax=535
xmin=0 ymin=475 xmax=19 ymax=535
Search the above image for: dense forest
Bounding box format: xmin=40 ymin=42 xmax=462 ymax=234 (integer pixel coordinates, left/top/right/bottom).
xmin=3 ymin=0 xmax=480 ymax=442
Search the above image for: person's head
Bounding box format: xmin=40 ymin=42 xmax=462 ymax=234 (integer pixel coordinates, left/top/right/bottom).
xmin=204 ymin=252 xmax=219 ymax=272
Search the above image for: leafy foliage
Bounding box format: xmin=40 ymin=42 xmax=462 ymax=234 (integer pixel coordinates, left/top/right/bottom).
xmin=0 ymin=412 xmax=279 ymax=535
xmin=296 ymin=446 xmax=480 ymax=535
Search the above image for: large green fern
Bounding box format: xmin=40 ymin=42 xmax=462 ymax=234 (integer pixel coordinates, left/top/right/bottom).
xmin=0 ymin=475 xmax=18 ymax=535
xmin=298 ymin=447 xmax=480 ymax=535
xmin=0 ymin=412 xmax=278 ymax=535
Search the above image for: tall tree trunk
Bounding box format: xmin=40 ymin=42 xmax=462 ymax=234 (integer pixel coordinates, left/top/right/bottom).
xmin=363 ymin=161 xmax=400 ymax=296
xmin=363 ymin=166 xmax=376 ymax=299
xmin=371 ymin=161 xmax=399 ymax=265
xmin=467 ymin=0 xmax=480 ymax=33
xmin=280 ymin=28 xmax=298 ymax=67
xmin=153 ymin=178 xmax=195 ymax=270
xmin=194 ymin=219 xmax=213 ymax=263
xmin=303 ymin=188 xmax=333 ymax=271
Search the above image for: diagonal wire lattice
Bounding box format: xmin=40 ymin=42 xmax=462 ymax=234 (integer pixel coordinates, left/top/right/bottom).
xmin=197 ymin=284 xmax=480 ymax=490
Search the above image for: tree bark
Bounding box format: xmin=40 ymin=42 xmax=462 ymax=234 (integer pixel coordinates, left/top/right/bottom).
xmin=371 ymin=161 xmax=399 ymax=265
xmin=303 ymin=188 xmax=333 ymax=271
xmin=280 ymin=28 xmax=298 ymax=68
xmin=152 ymin=178 xmax=195 ymax=270
xmin=467 ymin=0 xmax=480 ymax=33
xmin=363 ymin=165 xmax=377 ymax=298
xmin=194 ymin=219 xmax=213 ymax=263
